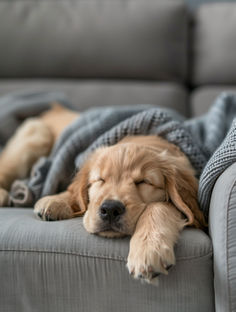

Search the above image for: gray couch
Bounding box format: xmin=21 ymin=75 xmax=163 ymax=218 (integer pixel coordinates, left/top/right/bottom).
xmin=0 ymin=1 xmax=235 ymax=311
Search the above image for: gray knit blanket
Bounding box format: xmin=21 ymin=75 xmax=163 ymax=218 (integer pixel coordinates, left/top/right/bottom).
xmin=0 ymin=91 xmax=235 ymax=216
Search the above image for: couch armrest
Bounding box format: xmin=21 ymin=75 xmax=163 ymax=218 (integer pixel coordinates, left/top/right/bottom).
xmin=209 ymin=162 xmax=236 ymax=312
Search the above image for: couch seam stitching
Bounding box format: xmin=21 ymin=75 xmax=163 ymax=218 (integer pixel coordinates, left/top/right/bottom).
xmin=0 ymin=248 xmax=213 ymax=262
xmin=0 ymin=249 xmax=127 ymax=262
xmin=177 ymin=252 xmax=213 ymax=261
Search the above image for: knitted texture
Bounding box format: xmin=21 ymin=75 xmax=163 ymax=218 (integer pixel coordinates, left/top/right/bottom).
xmin=0 ymin=91 xmax=234 ymax=216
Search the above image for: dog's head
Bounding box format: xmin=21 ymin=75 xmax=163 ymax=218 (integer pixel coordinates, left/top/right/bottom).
xmin=69 ymin=140 xmax=206 ymax=238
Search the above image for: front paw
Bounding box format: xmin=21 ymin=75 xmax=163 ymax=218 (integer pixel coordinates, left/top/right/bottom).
xmin=0 ymin=188 xmax=9 ymax=207
xmin=127 ymin=240 xmax=175 ymax=284
xmin=34 ymin=196 xmax=73 ymax=221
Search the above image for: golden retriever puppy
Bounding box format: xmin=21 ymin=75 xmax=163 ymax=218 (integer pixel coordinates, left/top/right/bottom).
xmin=35 ymin=135 xmax=206 ymax=283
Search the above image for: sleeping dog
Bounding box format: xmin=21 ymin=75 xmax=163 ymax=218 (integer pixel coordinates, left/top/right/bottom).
xmin=0 ymin=104 xmax=206 ymax=283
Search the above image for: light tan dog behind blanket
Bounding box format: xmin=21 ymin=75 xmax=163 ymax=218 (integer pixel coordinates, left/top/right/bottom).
xmin=0 ymin=104 xmax=206 ymax=283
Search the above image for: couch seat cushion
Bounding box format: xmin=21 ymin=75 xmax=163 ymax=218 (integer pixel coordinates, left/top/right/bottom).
xmin=0 ymin=208 xmax=214 ymax=312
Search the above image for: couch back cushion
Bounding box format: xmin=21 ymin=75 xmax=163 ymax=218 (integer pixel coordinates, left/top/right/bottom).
xmin=192 ymin=3 xmax=236 ymax=86
xmin=0 ymin=0 xmax=187 ymax=81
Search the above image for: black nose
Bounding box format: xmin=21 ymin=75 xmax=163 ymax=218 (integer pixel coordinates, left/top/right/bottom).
xmin=99 ymin=200 xmax=125 ymax=222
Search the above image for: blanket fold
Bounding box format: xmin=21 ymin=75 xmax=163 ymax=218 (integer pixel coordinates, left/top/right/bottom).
xmin=0 ymin=91 xmax=235 ymax=216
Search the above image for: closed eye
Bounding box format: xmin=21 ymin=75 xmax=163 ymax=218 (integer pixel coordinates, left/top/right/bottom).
xmin=135 ymin=180 xmax=145 ymax=185
xmin=135 ymin=179 xmax=152 ymax=186
xmin=97 ymin=178 xmax=105 ymax=183
xmin=90 ymin=178 xmax=105 ymax=185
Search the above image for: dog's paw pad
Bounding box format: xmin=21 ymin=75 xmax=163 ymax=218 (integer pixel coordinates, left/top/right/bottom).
xmin=37 ymin=212 xmax=43 ymax=218
xmin=45 ymin=215 xmax=55 ymax=222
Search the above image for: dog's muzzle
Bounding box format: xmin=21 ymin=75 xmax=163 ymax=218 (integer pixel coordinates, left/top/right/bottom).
xmin=99 ymin=200 xmax=125 ymax=223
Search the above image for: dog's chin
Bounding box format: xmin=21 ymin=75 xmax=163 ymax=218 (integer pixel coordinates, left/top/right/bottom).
xmin=97 ymin=230 xmax=127 ymax=238
xmin=83 ymin=213 xmax=129 ymax=238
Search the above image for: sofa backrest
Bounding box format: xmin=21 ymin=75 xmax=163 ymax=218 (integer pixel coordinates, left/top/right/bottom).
xmin=191 ymin=2 xmax=236 ymax=86
xmin=1 ymin=0 xmax=236 ymax=118
xmin=0 ymin=0 xmax=187 ymax=82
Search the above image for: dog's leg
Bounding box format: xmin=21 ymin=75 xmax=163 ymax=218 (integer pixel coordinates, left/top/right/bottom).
xmin=127 ymin=202 xmax=186 ymax=284
xmin=34 ymin=191 xmax=75 ymax=221
xmin=0 ymin=118 xmax=53 ymax=206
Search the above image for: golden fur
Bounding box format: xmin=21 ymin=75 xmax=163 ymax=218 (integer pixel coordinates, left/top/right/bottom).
xmin=0 ymin=104 xmax=206 ymax=283
xmin=0 ymin=104 xmax=78 ymax=205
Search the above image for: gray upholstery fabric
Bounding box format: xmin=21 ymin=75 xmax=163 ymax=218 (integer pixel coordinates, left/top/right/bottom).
xmin=192 ymin=3 xmax=236 ymax=85
xmin=209 ymin=162 xmax=236 ymax=312
xmin=0 ymin=208 xmax=214 ymax=312
xmin=0 ymin=80 xmax=189 ymax=116
xmin=0 ymin=0 xmax=187 ymax=81
xmin=190 ymin=86 xmax=236 ymax=116
xmin=186 ymin=0 xmax=236 ymax=10
xmin=1 ymin=0 xmax=236 ymax=311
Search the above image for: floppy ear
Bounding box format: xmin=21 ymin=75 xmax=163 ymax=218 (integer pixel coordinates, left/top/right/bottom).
xmin=164 ymin=165 xmax=207 ymax=230
xmin=67 ymin=159 xmax=91 ymax=217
